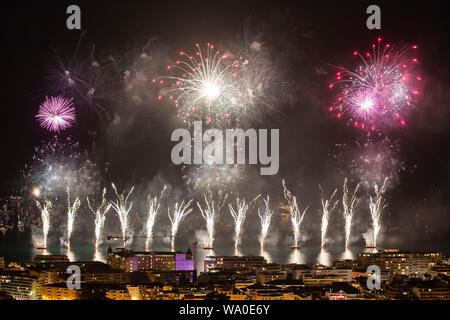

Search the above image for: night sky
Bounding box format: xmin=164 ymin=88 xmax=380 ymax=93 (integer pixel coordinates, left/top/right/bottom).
xmin=1 ymin=0 xmax=449 ymax=251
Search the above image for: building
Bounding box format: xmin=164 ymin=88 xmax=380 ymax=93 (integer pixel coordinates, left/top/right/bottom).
xmin=356 ymin=249 xmax=442 ymax=278
xmin=0 ymin=257 xmax=4 ymax=269
xmin=0 ymin=270 xmax=39 ymax=300
xmin=107 ymin=248 xmax=194 ymax=272
xmin=288 ymin=264 xmax=353 ymax=282
xmin=41 ymin=284 xmax=79 ymax=300
xmin=204 ymin=255 xmax=267 ymax=272
xmin=256 ymin=272 xmax=287 ymax=284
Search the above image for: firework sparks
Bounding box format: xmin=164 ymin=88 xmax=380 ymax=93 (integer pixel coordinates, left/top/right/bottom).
xmin=283 ymin=180 xmax=309 ymax=248
xmin=87 ymin=187 xmax=111 ymax=250
xmin=158 ymin=43 xmax=238 ymax=123
xmin=319 ymin=186 xmax=339 ymax=248
xmin=36 ymin=200 xmax=52 ymax=248
xmin=36 ymin=96 xmax=76 ymax=132
xmin=145 ymin=185 xmax=167 ymax=251
xmin=168 ymin=199 xmax=193 ymax=251
xmin=258 ymin=195 xmax=273 ymax=250
xmin=66 ymin=188 xmax=81 ymax=249
xmin=368 ymin=177 xmax=388 ymax=248
xmin=110 ymin=183 xmax=134 ymax=248
xmin=228 ymin=194 xmax=261 ymax=250
xmin=342 ymin=178 xmax=360 ymax=249
xmin=329 ymin=38 xmax=422 ymax=130
xmin=197 ymin=187 xmax=228 ymax=249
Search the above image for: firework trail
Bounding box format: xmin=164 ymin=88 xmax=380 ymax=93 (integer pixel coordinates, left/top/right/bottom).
xmin=197 ymin=187 xmax=228 ymax=249
xmin=36 ymin=200 xmax=52 ymax=248
xmin=258 ymin=196 xmax=273 ymax=250
xmin=66 ymin=188 xmax=81 ymax=249
xmin=145 ymin=185 xmax=167 ymax=251
xmin=228 ymin=194 xmax=261 ymax=250
xmin=35 ymin=96 xmax=76 ymax=132
xmin=168 ymin=199 xmax=193 ymax=251
xmin=368 ymin=177 xmax=388 ymax=248
xmin=282 ymin=180 xmax=309 ymax=248
xmin=319 ymin=186 xmax=339 ymax=248
xmin=329 ymin=38 xmax=422 ymax=130
xmin=342 ymin=178 xmax=360 ymax=249
xmin=87 ymin=187 xmax=111 ymax=249
xmin=110 ymin=183 xmax=134 ymax=248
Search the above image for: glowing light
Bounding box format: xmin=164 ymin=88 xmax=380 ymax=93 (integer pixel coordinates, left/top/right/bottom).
xmin=36 ymin=96 xmax=76 ymax=132
xmin=110 ymin=183 xmax=134 ymax=248
xmin=258 ymin=196 xmax=273 ymax=250
xmin=283 ymin=180 xmax=308 ymax=248
xmin=329 ymin=39 xmax=422 ymax=130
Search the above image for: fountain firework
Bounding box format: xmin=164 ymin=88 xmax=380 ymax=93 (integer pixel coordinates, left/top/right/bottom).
xmin=342 ymin=178 xmax=360 ymax=249
xmin=66 ymin=188 xmax=81 ymax=249
xmin=228 ymin=194 xmax=260 ymax=250
xmin=36 ymin=200 xmax=52 ymax=248
xmin=283 ymin=180 xmax=309 ymax=248
xmin=368 ymin=177 xmax=388 ymax=248
xmin=258 ymin=196 xmax=273 ymax=251
xmin=319 ymin=186 xmax=339 ymax=248
xmin=168 ymin=199 xmax=193 ymax=251
xmin=110 ymin=183 xmax=134 ymax=248
xmin=145 ymin=185 xmax=167 ymax=251
xmin=197 ymin=187 xmax=228 ymax=249
xmin=87 ymin=187 xmax=111 ymax=249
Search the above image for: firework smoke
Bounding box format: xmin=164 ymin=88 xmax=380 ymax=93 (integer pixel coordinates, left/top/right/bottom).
xmin=368 ymin=177 xmax=388 ymax=248
xmin=145 ymin=185 xmax=167 ymax=251
xmin=319 ymin=186 xmax=339 ymax=248
xmin=87 ymin=187 xmax=111 ymax=249
xmin=36 ymin=200 xmax=52 ymax=248
xmin=110 ymin=183 xmax=134 ymax=247
xmin=342 ymin=178 xmax=360 ymax=249
xmin=36 ymin=96 xmax=76 ymax=132
xmin=228 ymin=194 xmax=261 ymax=250
xmin=197 ymin=187 xmax=228 ymax=249
xmin=283 ymin=180 xmax=309 ymax=248
xmin=168 ymin=199 xmax=193 ymax=251
xmin=66 ymin=188 xmax=81 ymax=249
xmin=258 ymin=195 xmax=273 ymax=250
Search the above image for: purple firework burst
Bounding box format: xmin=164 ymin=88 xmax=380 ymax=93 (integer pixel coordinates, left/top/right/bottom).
xmin=36 ymin=96 xmax=76 ymax=132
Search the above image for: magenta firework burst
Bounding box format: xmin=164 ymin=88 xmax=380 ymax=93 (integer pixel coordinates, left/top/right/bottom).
xmin=328 ymin=38 xmax=422 ymax=131
xmin=36 ymin=96 xmax=76 ymax=132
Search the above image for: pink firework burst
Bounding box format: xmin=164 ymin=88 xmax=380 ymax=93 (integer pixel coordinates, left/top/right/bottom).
xmin=36 ymin=96 xmax=76 ymax=132
xmin=328 ymin=38 xmax=422 ymax=131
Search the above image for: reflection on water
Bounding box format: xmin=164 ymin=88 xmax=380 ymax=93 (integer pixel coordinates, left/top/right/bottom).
xmin=94 ymin=248 xmax=106 ymax=263
xmin=317 ymin=249 xmax=331 ymax=266
xmin=341 ymin=248 xmax=355 ymax=260
xmin=289 ymin=249 xmax=306 ymax=264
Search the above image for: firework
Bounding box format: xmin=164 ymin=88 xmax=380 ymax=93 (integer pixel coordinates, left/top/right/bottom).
xmin=342 ymin=178 xmax=360 ymax=249
xmin=36 ymin=200 xmax=52 ymax=248
xmin=145 ymin=185 xmax=167 ymax=251
xmin=36 ymin=96 xmax=76 ymax=132
xmin=228 ymin=194 xmax=261 ymax=250
xmin=258 ymin=195 xmax=273 ymax=250
xmin=368 ymin=177 xmax=388 ymax=248
xmin=319 ymin=186 xmax=339 ymax=248
xmin=66 ymin=188 xmax=81 ymax=249
xmin=197 ymin=187 xmax=228 ymax=249
xmin=87 ymin=187 xmax=111 ymax=249
xmin=329 ymin=38 xmax=422 ymax=130
xmin=110 ymin=183 xmax=134 ymax=248
xmin=282 ymin=180 xmax=309 ymax=248
xmin=168 ymin=199 xmax=193 ymax=251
